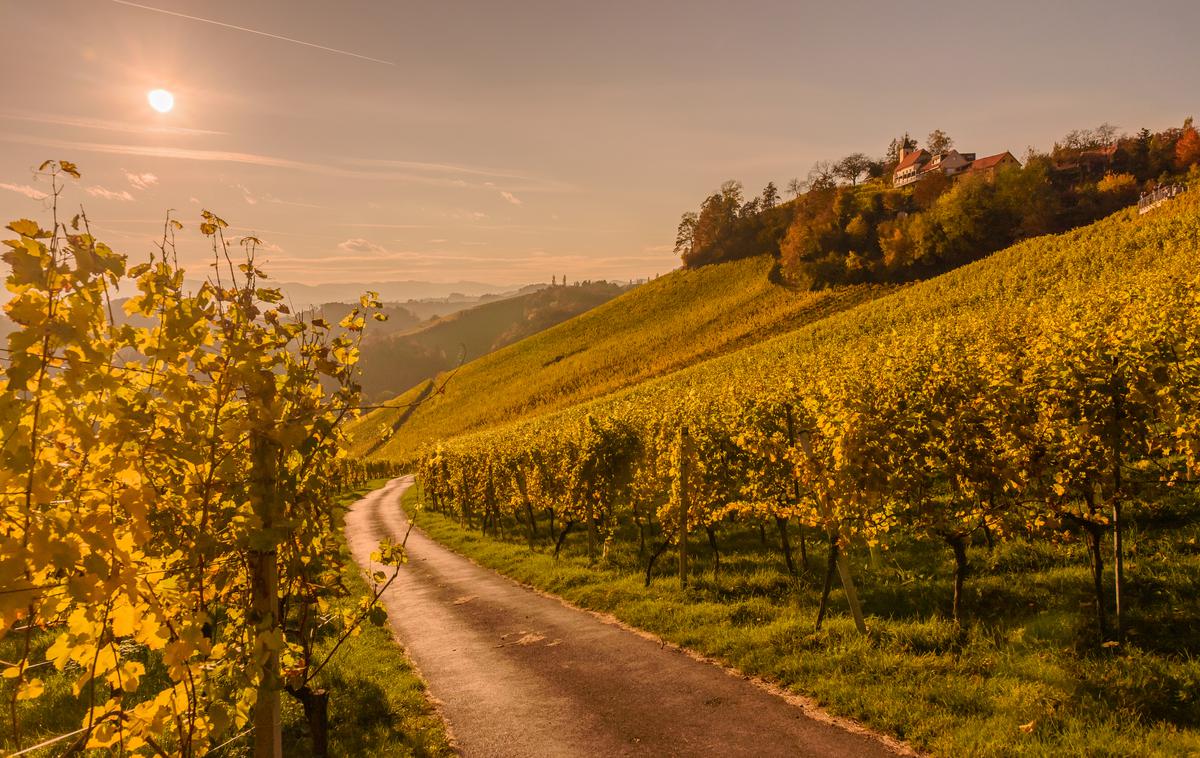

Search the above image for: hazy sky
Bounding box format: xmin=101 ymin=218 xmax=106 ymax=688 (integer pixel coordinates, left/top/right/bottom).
xmin=1 ymin=0 xmax=1196 ymax=286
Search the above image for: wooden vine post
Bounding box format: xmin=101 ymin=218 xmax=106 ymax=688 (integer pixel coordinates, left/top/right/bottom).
xmin=795 ymin=426 xmax=867 ymax=635
xmin=249 ymin=394 xmax=283 ymax=758
xmin=1111 ymin=369 xmax=1125 ymax=643
xmin=835 ymin=548 xmax=868 ymax=634
xmin=678 ymin=426 xmax=691 ymax=589
xmin=514 ymin=464 xmax=537 ymax=548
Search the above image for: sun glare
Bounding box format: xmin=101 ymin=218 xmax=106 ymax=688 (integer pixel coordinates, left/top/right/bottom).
xmin=147 ymin=88 xmax=175 ymax=113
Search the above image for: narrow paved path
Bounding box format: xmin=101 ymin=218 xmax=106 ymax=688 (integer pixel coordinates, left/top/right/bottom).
xmin=346 ymin=477 xmax=904 ymax=758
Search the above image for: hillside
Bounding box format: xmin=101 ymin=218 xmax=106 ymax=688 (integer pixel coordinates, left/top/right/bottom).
xmin=394 ymin=188 xmax=1200 ymax=758
xmin=354 ymin=280 xmax=630 ymax=401
xmin=357 ymin=186 xmax=1199 ymax=462
xmin=350 ymin=257 xmax=887 ymax=457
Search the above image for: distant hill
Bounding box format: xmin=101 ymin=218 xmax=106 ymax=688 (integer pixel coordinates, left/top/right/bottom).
xmin=307 ymin=301 xmax=423 ymax=337
xmin=355 ymin=281 xmax=631 ymax=401
xmin=392 ymin=284 xmax=548 ymax=321
xmin=178 ymin=278 xmax=536 ymax=309
xmin=0 ymin=283 xmax=544 ymax=353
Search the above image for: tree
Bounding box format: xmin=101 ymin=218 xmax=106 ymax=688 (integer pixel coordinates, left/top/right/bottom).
xmin=739 ymin=198 xmax=761 ymax=218
xmin=786 ymin=177 xmax=806 ymax=198
xmin=679 ymin=181 xmax=745 ymax=267
xmin=761 ymin=181 xmax=780 ymax=209
xmin=673 ymin=212 xmax=697 ymax=260
xmin=833 ymin=153 xmax=872 ymax=186
xmin=1095 ymin=122 xmax=1120 ymax=145
xmin=1176 ymin=118 xmax=1200 ymax=169
xmin=926 ymin=129 xmax=954 ymax=155
xmin=912 ymin=169 xmax=952 ymax=210
xmin=719 ymin=179 xmax=744 ymax=206
xmin=807 ymin=161 xmax=837 ymax=191
xmin=886 ymin=133 xmax=918 ymax=163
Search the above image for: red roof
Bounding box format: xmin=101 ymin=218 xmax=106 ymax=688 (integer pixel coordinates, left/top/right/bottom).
xmin=895 ymin=149 xmax=929 ymax=172
xmin=968 ymin=151 xmax=1018 ymax=172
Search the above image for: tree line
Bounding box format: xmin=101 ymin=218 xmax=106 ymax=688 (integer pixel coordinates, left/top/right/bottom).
xmin=674 ymin=119 xmax=1200 ymax=287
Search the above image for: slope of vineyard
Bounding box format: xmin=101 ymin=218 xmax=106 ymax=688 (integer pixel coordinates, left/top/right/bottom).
xmin=350 ymin=256 xmax=887 ymax=458
xmin=402 ymin=192 xmax=1195 ymax=453
xmin=358 ymin=191 xmax=1197 ymax=463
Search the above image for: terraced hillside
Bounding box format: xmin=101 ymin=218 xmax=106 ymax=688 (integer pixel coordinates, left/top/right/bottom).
xmin=350 ymin=256 xmax=888 ymax=458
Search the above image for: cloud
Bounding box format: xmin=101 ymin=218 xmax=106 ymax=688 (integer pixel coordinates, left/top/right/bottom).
xmin=234 ymin=183 xmax=322 ymax=209
xmin=0 ymin=133 xmax=572 ymax=193
xmin=500 ymin=191 xmax=522 ymax=205
xmin=337 ymin=238 xmax=389 ymax=256
xmin=347 ymin=158 xmax=565 ymax=188
xmin=245 ymin=238 xmax=284 ymax=254
xmin=123 ymin=170 xmax=158 ymax=190
xmin=341 ymin=222 xmax=435 ymax=230
xmin=0 ymin=182 xmax=48 ymax=200
xmin=85 ymin=186 xmax=135 ymax=201
xmin=188 ymin=197 xmax=201 ymax=204
xmin=0 ymin=111 xmax=225 ymax=137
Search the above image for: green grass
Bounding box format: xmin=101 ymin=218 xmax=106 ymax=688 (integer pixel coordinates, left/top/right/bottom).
xmin=403 ymin=486 xmax=1200 ymax=757
xmin=0 ymin=481 xmax=451 ymax=757
xmin=351 ymin=255 xmax=887 ymax=460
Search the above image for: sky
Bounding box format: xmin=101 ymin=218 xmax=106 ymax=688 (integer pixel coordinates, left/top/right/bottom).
xmin=0 ymin=0 xmax=1197 ymax=287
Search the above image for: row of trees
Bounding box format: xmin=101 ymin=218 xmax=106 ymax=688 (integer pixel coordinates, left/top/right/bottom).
xmin=674 ymin=119 xmax=1200 ymax=286
xmin=415 ymin=192 xmax=1200 ymax=639
xmin=0 ymin=164 xmax=398 ymax=756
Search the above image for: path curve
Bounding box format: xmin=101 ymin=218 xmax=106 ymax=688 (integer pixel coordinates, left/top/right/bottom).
xmin=346 ymin=477 xmax=905 ymax=758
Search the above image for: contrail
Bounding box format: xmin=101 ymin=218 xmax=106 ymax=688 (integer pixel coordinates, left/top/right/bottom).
xmin=109 ymin=0 xmax=396 ymax=66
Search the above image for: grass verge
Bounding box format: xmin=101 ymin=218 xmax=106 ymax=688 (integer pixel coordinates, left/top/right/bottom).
xmin=403 ymin=485 xmax=1200 ymax=758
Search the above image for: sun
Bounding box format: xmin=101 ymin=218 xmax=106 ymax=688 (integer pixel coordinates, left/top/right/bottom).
xmin=147 ymin=89 xmax=175 ymax=114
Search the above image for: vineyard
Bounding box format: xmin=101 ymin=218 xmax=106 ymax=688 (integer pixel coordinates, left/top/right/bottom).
xmin=350 ymin=254 xmax=888 ymax=461
xmin=399 ymin=187 xmax=1200 ymax=753
xmin=0 ymin=164 xmax=410 ymax=756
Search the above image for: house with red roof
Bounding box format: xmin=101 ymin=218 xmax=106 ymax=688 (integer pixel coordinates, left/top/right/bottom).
xmin=893 ymin=146 xmax=1020 ymax=187
xmin=893 ymin=147 xmax=930 ymax=187
xmin=965 ymin=151 xmax=1021 ymax=178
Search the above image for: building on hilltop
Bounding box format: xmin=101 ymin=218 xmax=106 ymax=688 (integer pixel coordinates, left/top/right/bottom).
xmin=893 ymin=148 xmax=930 ymax=187
xmin=965 ymin=151 xmax=1021 ymax=179
xmin=893 ymin=146 xmax=1019 ymax=187
xmin=1052 ymin=143 xmax=1117 ymax=179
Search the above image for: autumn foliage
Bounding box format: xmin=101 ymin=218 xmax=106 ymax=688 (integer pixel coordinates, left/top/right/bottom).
xmin=0 ymin=162 xmax=398 ymax=755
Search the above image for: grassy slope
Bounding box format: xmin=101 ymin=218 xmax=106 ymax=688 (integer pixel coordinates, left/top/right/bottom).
xmin=357 ymin=282 xmax=628 ymax=401
xmin=352 ymin=256 xmax=886 ymax=458
xmin=0 ymin=482 xmax=452 ymax=758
